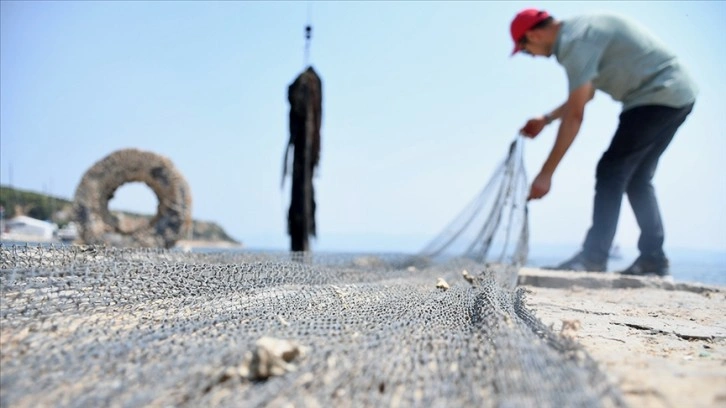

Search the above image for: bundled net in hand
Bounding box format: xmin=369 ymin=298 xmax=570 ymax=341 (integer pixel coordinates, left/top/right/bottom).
xmin=420 ymin=136 xmax=529 ymax=288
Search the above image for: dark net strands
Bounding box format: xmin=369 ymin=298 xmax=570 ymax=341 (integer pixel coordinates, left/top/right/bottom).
xmin=283 ymin=66 xmax=323 ymax=252
xmin=1 ymin=245 xmax=625 ymax=407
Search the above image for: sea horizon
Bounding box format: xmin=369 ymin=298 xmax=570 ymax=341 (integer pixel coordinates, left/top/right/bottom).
xmin=2 ymin=238 xmax=724 ymax=287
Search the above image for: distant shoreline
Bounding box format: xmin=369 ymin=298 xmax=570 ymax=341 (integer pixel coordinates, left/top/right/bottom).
xmin=0 ymin=236 xmax=243 ymax=250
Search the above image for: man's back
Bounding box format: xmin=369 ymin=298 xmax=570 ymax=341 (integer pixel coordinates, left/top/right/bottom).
xmin=553 ymin=13 xmax=697 ymax=110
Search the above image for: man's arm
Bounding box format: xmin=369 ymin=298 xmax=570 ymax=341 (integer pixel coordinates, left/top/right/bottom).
xmin=544 ymin=85 xmax=595 ymax=123
xmin=528 ymin=82 xmax=595 ymax=199
xmin=519 ymin=86 xmax=594 ymax=138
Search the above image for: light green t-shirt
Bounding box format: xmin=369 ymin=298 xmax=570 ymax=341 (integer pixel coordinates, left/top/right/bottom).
xmin=553 ymin=13 xmax=698 ymax=111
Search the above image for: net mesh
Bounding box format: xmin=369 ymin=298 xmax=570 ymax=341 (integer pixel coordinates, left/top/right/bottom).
xmin=420 ymin=136 xmax=529 ymax=279
xmin=1 ymin=244 xmax=625 ymax=407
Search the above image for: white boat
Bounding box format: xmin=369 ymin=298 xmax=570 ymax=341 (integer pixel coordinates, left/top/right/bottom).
xmin=1 ymin=215 xmax=57 ymax=242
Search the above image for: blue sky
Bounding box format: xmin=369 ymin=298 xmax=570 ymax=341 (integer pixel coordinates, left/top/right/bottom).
xmin=1 ymin=1 xmax=724 ymax=254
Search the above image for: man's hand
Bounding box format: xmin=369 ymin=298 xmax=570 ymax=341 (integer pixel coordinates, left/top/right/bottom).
xmin=528 ymin=172 xmax=552 ymax=200
xmin=519 ymin=116 xmax=548 ymax=138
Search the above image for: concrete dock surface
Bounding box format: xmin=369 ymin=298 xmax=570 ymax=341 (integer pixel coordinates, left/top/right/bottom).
xmin=518 ymin=267 xmax=726 ymax=408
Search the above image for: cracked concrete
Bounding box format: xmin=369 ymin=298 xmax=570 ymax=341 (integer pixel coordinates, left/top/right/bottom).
xmin=519 ymin=267 xmax=726 ymax=408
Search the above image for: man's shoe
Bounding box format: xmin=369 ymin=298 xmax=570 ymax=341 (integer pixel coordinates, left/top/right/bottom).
xmin=619 ymin=256 xmax=670 ymax=278
xmin=543 ymin=252 xmax=606 ymax=272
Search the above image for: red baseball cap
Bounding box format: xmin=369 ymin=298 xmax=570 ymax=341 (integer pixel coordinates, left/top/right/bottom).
xmin=510 ymin=8 xmax=551 ymax=55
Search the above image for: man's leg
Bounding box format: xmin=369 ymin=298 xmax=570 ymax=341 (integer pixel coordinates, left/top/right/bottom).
xmin=625 ymin=103 xmax=694 ymax=268
xmin=580 ymin=104 xmax=693 ymax=267
xmin=553 ymin=108 xmax=654 ymax=271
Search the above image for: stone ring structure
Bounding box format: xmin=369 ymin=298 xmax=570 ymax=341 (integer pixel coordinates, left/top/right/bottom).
xmin=73 ymin=148 xmax=192 ymax=248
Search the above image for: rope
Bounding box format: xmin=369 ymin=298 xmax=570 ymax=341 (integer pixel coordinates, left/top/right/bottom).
xmin=303 ymin=2 xmax=313 ymax=67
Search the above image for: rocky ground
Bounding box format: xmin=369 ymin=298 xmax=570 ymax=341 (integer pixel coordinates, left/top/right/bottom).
xmin=518 ymin=268 xmax=726 ymax=408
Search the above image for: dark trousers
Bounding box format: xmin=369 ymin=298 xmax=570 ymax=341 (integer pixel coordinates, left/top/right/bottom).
xmin=582 ymin=103 xmax=694 ymax=264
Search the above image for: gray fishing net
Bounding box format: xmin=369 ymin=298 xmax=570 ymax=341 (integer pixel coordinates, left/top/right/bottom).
xmin=0 ymin=137 xmax=625 ymax=407
xmin=420 ymin=136 xmax=529 ymax=277
xmin=0 ymin=244 xmax=625 ymax=408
